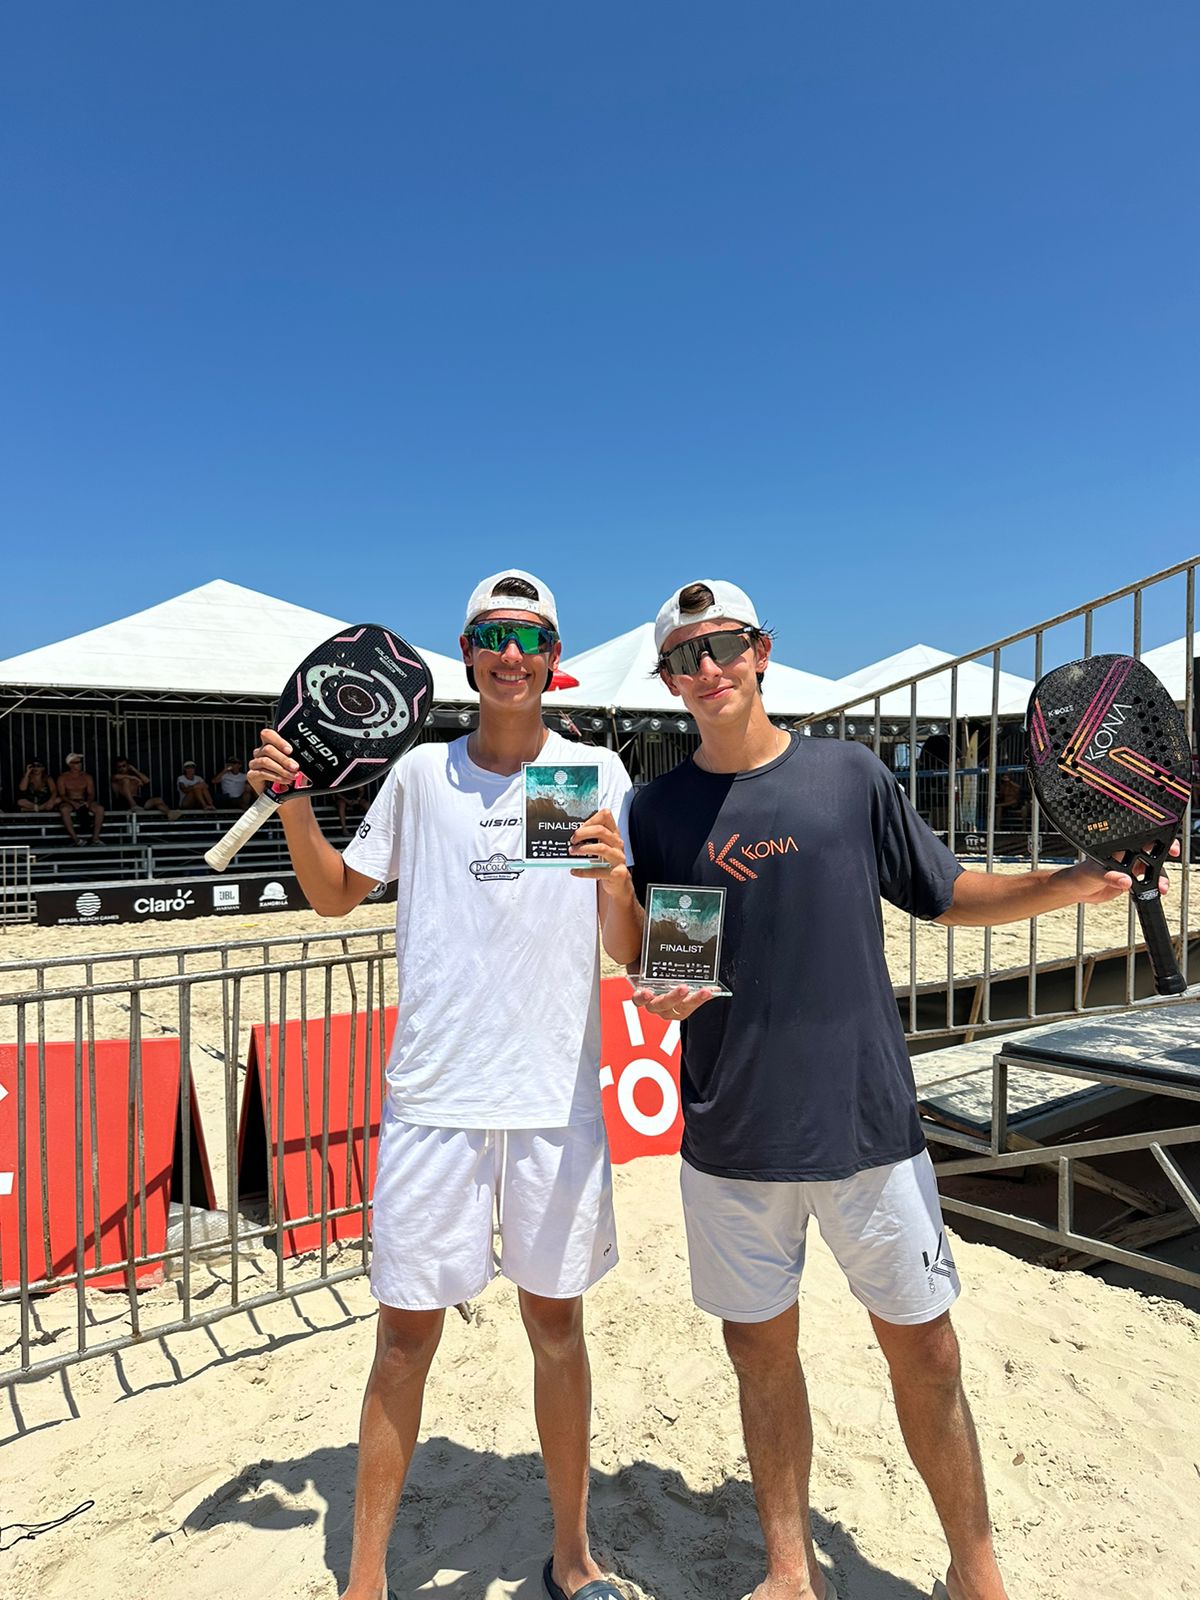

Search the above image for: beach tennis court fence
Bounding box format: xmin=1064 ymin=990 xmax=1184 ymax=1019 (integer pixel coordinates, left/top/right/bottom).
xmin=1 ymin=925 xmax=398 ymax=1384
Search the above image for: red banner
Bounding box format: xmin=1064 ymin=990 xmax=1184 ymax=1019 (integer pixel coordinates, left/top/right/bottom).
xmin=0 ymin=1039 xmax=185 ymax=1291
xmin=598 ymin=977 xmax=684 ymax=1163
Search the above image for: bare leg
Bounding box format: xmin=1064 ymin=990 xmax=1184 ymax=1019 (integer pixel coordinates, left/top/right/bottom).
xmin=89 ymin=803 xmax=105 ymax=842
xmin=723 ymin=1307 xmax=827 ymax=1600
xmin=870 ymin=1312 xmax=1008 ymax=1600
xmin=340 ymin=1305 xmax=444 ymax=1600
xmin=519 ymin=1290 xmax=606 ymax=1598
xmin=59 ymin=805 xmax=79 ymax=843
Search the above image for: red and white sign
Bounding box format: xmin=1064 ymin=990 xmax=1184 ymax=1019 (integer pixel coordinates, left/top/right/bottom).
xmin=598 ymin=976 xmax=683 ymax=1163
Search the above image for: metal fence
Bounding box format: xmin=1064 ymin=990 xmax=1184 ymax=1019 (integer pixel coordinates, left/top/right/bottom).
xmin=0 ymin=846 xmax=32 ymax=927
xmin=799 ymin=554 xmax=1198 ymax=1045
xmin=0 ymin=926 xmax=395 ymax=1383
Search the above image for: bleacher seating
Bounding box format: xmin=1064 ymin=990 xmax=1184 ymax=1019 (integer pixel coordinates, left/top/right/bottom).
xmin=0 ymin=799 xmax=363 ymax=886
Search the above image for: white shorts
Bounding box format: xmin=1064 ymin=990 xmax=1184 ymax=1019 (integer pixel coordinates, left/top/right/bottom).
xmin=369 ymin=1107 xmax=618 ymax=1311
xmin=681 ymin=1150 xmax=960 ymax=1326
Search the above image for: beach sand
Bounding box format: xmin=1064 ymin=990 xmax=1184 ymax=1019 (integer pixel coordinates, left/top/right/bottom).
xmin=2 ymin=877 xmax=1199 ymax=1598
xmin=4 ymin=1152 xmax=1200 ymax=1600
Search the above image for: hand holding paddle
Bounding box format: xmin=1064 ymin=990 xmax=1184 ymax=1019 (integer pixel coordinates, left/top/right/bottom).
xmin=204 ymin=624 xmax=433 ymax=872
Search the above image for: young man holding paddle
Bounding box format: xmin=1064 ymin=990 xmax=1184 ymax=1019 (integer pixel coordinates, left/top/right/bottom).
xmin=627 ymin=579 xmax=1176 ymax=1600
xmin=251 ymin=570 xmax=641 ymax=1600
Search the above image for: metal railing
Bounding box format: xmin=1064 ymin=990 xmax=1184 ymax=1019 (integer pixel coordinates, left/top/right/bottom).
xmin=1 ymin=930 xmax=396 ymax=1383
xmin=0 ymin=846 xmax=33 ymax=927
xmin=799 ymin=555 xmax=1199 ymax=1046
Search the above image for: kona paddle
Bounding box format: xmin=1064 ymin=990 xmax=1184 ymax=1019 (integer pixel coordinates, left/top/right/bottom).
xmin=205 ymin=624 xmax=433 ymax=872
xmin=1026 ymin=654 xmax=1193 ymax=996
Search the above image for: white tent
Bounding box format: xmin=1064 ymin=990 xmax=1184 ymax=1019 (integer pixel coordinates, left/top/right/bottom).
xmin=1141 ymin=634 xmax=1196 ymax=704
xmin=0 ymin=579 xmax=476 ymax=703
xmin=826 ymin=643 xmax=1034 ymax=721
xmin=553 ymin=623 xmax=843 ymax=718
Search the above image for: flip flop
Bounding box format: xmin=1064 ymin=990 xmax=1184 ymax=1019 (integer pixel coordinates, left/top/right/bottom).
xmin=542 ymin=1555 xmax=625 ymax=1600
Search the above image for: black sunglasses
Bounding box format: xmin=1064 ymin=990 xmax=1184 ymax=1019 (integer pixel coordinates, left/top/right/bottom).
xmin=658 ymin=629 xmax=757 ymax=678
xmin=465 ymin=621 xmax=558 ymax=655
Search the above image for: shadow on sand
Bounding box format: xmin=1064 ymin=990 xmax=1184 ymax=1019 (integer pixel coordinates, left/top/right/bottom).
xmin=180 ymin=1436 xmax=934 ymax=1600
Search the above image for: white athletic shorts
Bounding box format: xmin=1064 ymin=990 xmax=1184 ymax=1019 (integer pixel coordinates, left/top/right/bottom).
xmin=681 ymin=1150 xmax=961 ymax=1326
xmin=368 ymin=1105 xmax=618 ymax=1311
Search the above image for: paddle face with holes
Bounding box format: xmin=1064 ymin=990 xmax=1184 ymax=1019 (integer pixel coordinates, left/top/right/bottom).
xmin=205 ymin=624 xmax=433 ymax=872
xmin=1026 ymin=654 xmax=1193 ymax=995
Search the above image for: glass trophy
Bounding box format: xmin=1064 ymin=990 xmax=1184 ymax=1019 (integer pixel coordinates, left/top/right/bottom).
xmin=516 ymin=760 xmax=612 ymax=870
xmin=632 ymin=884 xmax=732 ymax=996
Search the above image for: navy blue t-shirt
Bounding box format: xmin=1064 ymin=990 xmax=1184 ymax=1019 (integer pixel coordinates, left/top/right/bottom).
xmin=629 ymin=735 xmax=963 ymax=1181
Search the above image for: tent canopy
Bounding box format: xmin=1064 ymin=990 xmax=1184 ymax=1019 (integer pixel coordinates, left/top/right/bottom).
xmin=0 ymin=579 xmax=476 ymax=703
xmin=554 ymin=622 xmax=843 ymax=717
xmin=828 ymin=643 xmax=1034 ymax=720
xmin=1140 ymin=634 xmax=1195 ymax=704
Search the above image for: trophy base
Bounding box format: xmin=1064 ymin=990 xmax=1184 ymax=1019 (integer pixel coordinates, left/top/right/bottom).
xmin=517 ymin=857 xmax=612 ymax=870
xmin=630 ymin=977 xmax=732 ymax=998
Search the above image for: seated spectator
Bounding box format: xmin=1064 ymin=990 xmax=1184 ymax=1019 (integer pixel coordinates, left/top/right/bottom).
xmin=176 ymin=760 xmax=216 ymax=812
xmin=17 ymin=759 xmax=59 ymax=814
xmin=56 ymin=752 xmax=105 ymax=845
xmin=212 ymin=755 xmax=253 ymax=810
xmin=996 ymin=770 xmax=1031 ymax=827
xmin=111 ymin=756 xmax=173 ymax=816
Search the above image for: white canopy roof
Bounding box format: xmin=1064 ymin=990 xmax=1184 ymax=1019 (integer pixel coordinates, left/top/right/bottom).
xmin=0 ymin=579 xmax=476 ymax=703
xmin=1140 ymin=634 xmax=1195 ymax=704
xmin=827 ymin=643 xmax=1034 ymax=721
xmin=553 ymin=622 xmax=843 ymax=717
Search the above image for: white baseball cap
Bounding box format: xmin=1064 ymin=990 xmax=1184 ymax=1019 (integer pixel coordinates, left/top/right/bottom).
xmin=654 ymin=580 xmax=761 ymax=651
xmin=464 ymin=569 xmax=559 ymax=632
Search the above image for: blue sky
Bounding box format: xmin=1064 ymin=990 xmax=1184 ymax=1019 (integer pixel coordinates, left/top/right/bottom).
xmin=3 ymin=3 xmax=1197 ymax=679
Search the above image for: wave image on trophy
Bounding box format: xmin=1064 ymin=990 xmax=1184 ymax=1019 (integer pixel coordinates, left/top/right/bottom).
xmin=521 ymin=761 xmax=600 ymax=860
xmin=642 ymin=885 xmax=727 ymax=988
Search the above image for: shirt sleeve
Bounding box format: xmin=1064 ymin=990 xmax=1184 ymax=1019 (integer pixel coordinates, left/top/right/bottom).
xmin=876 ymin=771 xmax=963 ymax=921
xmin=342 ymin=764 xmax=406 ymax=885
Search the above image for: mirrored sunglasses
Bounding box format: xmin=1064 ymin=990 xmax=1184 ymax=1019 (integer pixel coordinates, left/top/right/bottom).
xmin=465 ymin=621 xmax=558 ymax=655
xmin=658 ymin=629 xmax=756 ymax=677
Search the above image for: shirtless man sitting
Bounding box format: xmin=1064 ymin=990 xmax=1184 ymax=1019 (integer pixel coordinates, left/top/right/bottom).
xmin=57 ymin=753 xmax=105 ymax=845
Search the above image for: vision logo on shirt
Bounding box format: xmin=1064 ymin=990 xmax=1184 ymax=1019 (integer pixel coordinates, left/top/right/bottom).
xmin=707 ymin=832 xmax=798 ymax=883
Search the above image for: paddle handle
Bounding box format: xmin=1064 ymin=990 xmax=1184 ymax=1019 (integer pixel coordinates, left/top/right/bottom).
xmin=205 ymin=791 xmax=281 ymax=872
xmin=1131 ymin=883 xmax=1187 ymax=996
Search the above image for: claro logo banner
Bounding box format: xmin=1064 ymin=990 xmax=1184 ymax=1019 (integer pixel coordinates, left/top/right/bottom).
xmin=36 ymin=874 xmax=396 ymax=927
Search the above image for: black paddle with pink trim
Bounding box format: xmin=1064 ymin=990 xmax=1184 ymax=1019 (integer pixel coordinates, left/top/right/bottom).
xmin=205 ymin=624 xmax=433 ymax=871
xmin=1026 ymin=654 xmax=1193 ymax=996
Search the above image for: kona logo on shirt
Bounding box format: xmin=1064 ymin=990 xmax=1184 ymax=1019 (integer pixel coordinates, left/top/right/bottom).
xmin=707 ymin=832 xmax=798 ymax=883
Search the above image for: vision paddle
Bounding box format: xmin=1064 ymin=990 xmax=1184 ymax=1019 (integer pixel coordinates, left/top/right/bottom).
xmin=1026 ymin=654 xmax=1193 ymax=996
xmin=205 ymin=624 xmax=433 ymax=872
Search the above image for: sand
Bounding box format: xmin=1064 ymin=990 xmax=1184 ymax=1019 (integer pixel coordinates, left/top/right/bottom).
xmin=3 ymin=1153 xmax=1200 ymax=1599
xmin=3 ymin=881 xmax=1199 ymax=1598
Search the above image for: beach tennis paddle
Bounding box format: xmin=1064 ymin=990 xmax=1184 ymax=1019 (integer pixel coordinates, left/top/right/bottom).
xmin=205 ymin=624 xmax=433 ymax=872
xmin=1026 ymin=655 xmax=1193 ymax=996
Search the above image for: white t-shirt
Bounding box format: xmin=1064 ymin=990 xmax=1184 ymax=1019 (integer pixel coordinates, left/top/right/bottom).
xmin=217 ymin=770 xmax=249 ymax=798
xmin=342 ymin=732 xmax=632 ymax=1130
